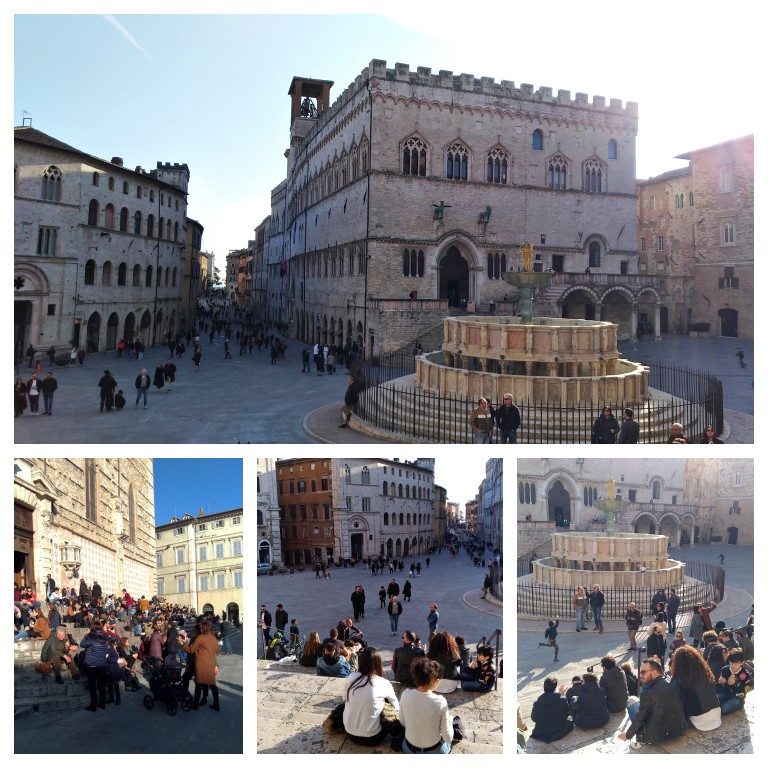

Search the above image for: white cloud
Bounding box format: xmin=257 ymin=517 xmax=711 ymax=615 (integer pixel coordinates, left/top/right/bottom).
xmin=102 ymin=15 xmax=155 ymax=63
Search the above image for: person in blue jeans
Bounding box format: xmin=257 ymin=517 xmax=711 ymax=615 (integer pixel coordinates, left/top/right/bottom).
xmin=589 ymin=584 xmax=605 ymax=633
xmin=388 ymin=595 xmax=403 ymax=636
xmin=134 ymin=368 xmax=150 ymax=408
xmin=459 ymin=645 xmax=496 ymax=692
xmin=716 ymin=649 xmax=751 ymax=715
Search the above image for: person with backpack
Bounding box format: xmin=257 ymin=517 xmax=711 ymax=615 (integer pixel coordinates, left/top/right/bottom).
xmin=538 ymin=616 xmax=560 ymax=663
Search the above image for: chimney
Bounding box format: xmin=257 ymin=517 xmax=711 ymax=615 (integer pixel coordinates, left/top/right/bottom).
xmin=111 ymin=156 xmax=124 ymax=167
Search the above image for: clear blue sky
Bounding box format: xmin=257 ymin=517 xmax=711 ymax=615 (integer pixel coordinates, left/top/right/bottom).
xmin=152 ymin=458 xmax=243 ymax=524
xmin=14 ymin=8 xmax=756 ymax=263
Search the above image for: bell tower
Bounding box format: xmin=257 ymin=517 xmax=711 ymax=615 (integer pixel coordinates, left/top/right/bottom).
xmin=286 ymin=76 xmax=334 ymax=173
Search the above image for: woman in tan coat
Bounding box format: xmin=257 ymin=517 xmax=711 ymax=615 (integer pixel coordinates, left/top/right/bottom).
xmin=182 ymin=620 xmax=221 ymax=711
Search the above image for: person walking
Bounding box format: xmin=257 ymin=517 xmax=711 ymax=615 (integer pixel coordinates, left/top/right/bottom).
xmin=134 ymin=368 xmax=150 ymax=408
xmin=98 ymin=369 xmax=117 ymax=412
xmin=14 ymin=377 xmax=28 ymax=417
xmin=26 ymin=373 xmax=41 ymax=415
xmin=193 ymin=345 xmax=202 ymax=371
xmin=402 ymin=579 xmax=412 ymax=603
xmin=163 ymin=360 xmax=177 ymax=391
xmin=301 ymin=347 xmax=311 ymax=374
xmin=736 ymin=347 xmax=746 ymax=368
xmin=181 ymin=620 xmax=222 ymax=711
xmin=489 ymin=393 xmax=521 ymax=443
xmin=40 ymin=372 xmax=58 ymax=415
xmin=625 ymin=602 xmax=643 ymax=650
xmin=387 ymin=595 xmax=403 ymax=637
xmin=339 ymin=376 xmax=359 ymax=429
xmin=378 ymin=586 xmax=386 ymax=608
xmin=618 ymin=408 xmax=640 ymax=443
xmin=427 ymin=604 xmax=439 ymax=644
xmin=77 ymin=347 xmax=86 ymax=366
xmin=351 ymin=586 xmax=366 ymax=622
xmin=666 ymin=588 xmax=681 ymax=634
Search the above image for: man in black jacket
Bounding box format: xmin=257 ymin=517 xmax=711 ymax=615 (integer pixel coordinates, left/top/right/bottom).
xmin=339 ymin=376 xmax=358 ymax=428
xmin=618 ymin=408 xmax=640 ymax=443
xmin=591 ymin=406 xmax=620 ymax=443
xmin=98 ymin=369 xmax=117 ymax=412
xmin=391 ymin=630 xmax=425 ymax=686
xmin=618 ymin=657 xmax=686 ymax=745
xmin=259 ymin=604 xmax=272 ymax=650
xmin=489 ymin=394 xmax=521 ymax=444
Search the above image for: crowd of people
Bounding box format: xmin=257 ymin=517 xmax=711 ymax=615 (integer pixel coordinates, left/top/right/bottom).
xmin=522 ymin=584 xmax=754 ymax=751
xmin=259 ymin=533 xmax=500 ymax=753
xmin=14 ymin=576 xmax=234 ymax=714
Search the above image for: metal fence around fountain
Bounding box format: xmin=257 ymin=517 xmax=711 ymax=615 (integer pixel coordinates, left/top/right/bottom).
xmin=517 ymin=561 xmax=724 ymax=620
xmin=356 ymin=352 xmax=723 ymax=443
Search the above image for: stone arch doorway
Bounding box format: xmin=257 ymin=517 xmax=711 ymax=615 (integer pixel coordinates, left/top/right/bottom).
xmin=727 ymin=526 xmax=738 ymax=545
xmin=547 ymin=481 xmax=571 ymax=529
xmin=395 ymin=538 xmax=402 ymax=558
xmin=227 ymin=602 xmax=240 ymax=626
xmin=350 ymin=532 xmax=364 ymax=560
xmin=123 ymin=312 xmax=136 ymax=344
xmin=658 ymin=514 xmax=680 ymax=547
xmin=403 ymin=539 xmax=410 ymax=556
xmin=561 ymin=288 xmax=597 ymax=320
xmin=258 ymin=540 xmax=271 ymax=563
xmin=634 ymin=514 xmax=657 ymax=534
xmin=718 ymin=308 xmax=738 ymax=337
xmin=106 ymin=312 xmax=119 ymax=350
xmin=86 ymin=312 xmax=101 ymax=352
xmin=439 ymin=246 xmax=469 ymax=307
xmin=386 ymin=538 xmax=394 ymax=557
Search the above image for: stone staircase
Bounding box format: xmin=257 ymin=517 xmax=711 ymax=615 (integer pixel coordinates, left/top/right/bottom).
xmin=14 ymin=629 xmax=91 ymax=718
xmin=356 ymin=375 xmax=700 ymax=443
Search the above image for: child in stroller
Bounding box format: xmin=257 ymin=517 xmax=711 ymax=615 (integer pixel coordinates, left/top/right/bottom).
xmin=142 ymin=654 xmax=194 ymax=716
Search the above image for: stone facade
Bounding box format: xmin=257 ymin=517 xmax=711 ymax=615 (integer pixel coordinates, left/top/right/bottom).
xmin=478 ymin=458 xmax=503 ymax=552
xmin=685 ymin=458 xmax=754 ymax=545
xmin=155 ymin=508 xmax=243 ymax=621
xmin=256 ymin=457 xmax=283 ymax=567
xmin=13 ymin=458 xmax=155 ymax=598
xmin=181 ymin=217 xmax=204 ymax=326
xmin=266 ymin=60 xmax=641 ymax=355
xmin=637 ymin=135 xmax=753 ymax=338
xmin=433 ymin=483 xmax=447 ymax=549
xmin=331 ymin=458 xmax=436 ymax=561
xmin=517 ymin=458 xmax=753 ymax=554
xmin=14 ymin=127 xmax=193 ymax=358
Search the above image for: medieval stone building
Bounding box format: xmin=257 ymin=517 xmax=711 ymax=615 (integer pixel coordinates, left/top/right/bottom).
xmin=14 ymin=126 xmax=192 ymax=359
xmin=266 ymin=60 xmax=642 ymax=354
xmin=13 ymin=458 xmax=156 ymax=598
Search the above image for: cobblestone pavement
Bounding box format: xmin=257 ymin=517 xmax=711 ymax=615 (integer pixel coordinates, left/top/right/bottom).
xmin=517 ymin=546 xmax=754 ymax=754
xmin=14 ymin=337 xmax=347 ymax=444
xmin=256 ymin=548 xmax=503 ymax=658
xmin=14 ymin=628 xmax=243 ymax=753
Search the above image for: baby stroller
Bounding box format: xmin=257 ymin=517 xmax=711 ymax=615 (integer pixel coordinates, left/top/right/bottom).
xmin=142 ymin=656 xmax=194 ymax=716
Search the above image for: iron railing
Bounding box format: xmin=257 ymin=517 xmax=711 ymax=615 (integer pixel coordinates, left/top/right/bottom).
xmin=355 ymin=352 xmax=723 ymax=443
xmin=517 ymin=561 xmax=724 ymax=620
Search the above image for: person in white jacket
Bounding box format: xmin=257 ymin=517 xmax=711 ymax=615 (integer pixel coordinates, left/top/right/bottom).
xmin=340 ymin=647 xmax=402 ymax=746
xmin=399 ymin=657 xmax=455 ymax=753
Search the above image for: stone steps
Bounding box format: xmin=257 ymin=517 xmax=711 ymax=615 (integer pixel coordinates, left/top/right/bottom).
xmin=359 ymin=381 xmax=698 ymax=443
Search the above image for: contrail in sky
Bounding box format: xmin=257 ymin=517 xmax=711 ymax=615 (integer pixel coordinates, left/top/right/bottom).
xmin=102 ymin=15 xmax=155 ymax=63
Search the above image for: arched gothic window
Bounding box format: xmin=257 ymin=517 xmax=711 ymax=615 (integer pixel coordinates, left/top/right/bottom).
xmin=132 ymin=265 xmax=141 ymax=286
xmin=361 ymin=466 xmax=370 ymax=484
xmin=84 ymin=259 xmax=96 ymax=285
xmin=104 ymin=204 xmax=115 ymax=229
xmin=487 ymin=253 xmax=507 ymax=279
xmin=134 ymin=211 xmax=142 ymax=235
xmin=145 ymin=265 xmax=153 ymax=287
xmin=119 ymin=207 xmax=129 ymax=232
xmin=486 ymin=148 xmax=508 ymax=184
xmin=402 ymin=137 xmax=427 ymax=176
xmin=92 ymin=172 xmax=100 ymax=186
xmin=88 ymin=199 xmax=99 ymax=226
xmin=547 ymin=155 xmax=568 ymax=189
xmin=384 ymin=512 xmax=389 ymax=525
xmin=146 ymin=214 xmax=155 ymax=238
xmin=446 ymin=142 xmax=469 ymax=181
xmin=588 ymin=241 xmax=601 ymax=268
xmin=41 ymin=166 xmax=62 ymax=201
xmin=584 ymin=159 xmax=604 ymax=193
xmin=608 ymin=139 xmax=618 ymax=160
xmin=532 ymin=129 xmax=544 ymax=151
xmin=118 ymin=262 xmax=127 ymax=286
xmin=402 ymin=249 xmax=425 ymax=277
xmin=102 ymin=261 xmax=112 ymax=286
xmin=652 ymin=481 xmax=661 ymax=500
